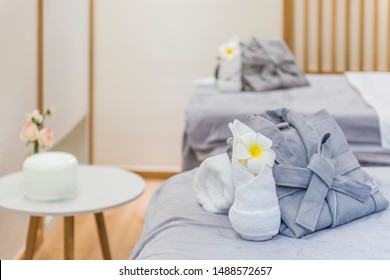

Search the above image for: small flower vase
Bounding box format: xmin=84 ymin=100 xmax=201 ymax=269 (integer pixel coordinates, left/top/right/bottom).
xmin=21 ymin=152 xmax=79 ymax=201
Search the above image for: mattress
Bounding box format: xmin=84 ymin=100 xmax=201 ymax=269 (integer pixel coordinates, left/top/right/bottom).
xmin=183 ymin=74 xmax=390 ymax=170
xmin=130 ymin=167 xmax=390 ymax=260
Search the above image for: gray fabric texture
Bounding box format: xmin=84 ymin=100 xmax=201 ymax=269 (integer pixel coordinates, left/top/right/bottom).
xmin=241 ymin=38 xmax=309 ymax=91
xmin=130 ymin=167 xmax=390 ymax=260
xmin=246 ymin=108 xmax=389 ymax=238
xmin=183 ymin=74 xmax=384 ymax=170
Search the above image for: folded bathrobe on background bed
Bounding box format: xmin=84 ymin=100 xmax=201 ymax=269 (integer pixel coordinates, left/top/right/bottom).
xmin=241 ymin=37 xmax=309 ymax=91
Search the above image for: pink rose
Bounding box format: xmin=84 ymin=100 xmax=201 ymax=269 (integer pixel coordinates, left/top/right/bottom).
xmin=20 ymin=121 xmax=39 ymax=142
xmin=38 ymin=127 xmax=54 ymax=148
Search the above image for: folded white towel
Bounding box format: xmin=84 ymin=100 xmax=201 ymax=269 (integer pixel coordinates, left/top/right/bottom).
xmin=345 ymin=72 xmax=390 ymax=149
xmin=228 ymin=119 xmax=281 ymax=241
xmin=193 ymin=153 xmax=234 ymax=214
xmin=217 ymin=36 xmax=242 ymax=92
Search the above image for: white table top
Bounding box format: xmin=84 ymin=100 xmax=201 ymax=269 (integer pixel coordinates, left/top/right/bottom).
xmin=0 ymin=165 xmax=145 ymax=216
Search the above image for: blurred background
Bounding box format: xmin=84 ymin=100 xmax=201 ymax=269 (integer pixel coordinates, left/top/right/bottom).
xmin=0 ymin=0 xmax=282 ymax=259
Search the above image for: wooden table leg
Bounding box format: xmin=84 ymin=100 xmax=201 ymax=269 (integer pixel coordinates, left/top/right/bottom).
xmin=94 ymin=212 xmax=112 ymax=260
xmin=64 ymin=216 xmax=74 ymax=260
xmin=24 ymin=216 xmax=41 ymax=260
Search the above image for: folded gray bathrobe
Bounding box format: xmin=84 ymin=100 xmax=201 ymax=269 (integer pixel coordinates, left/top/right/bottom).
xmin=246 ymin=108 xmax=389 ymax=238
xmin=241 ymin=38 xmax=309 ymax=92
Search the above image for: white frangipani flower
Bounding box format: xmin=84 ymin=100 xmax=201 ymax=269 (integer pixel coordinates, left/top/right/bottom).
xmin=218 ymin=36 xmax=241 ymax=61
xmin=219 ymin=43 xmax=240 ymax=60
xmin=229 ymin=119 xmax=276 ymax=175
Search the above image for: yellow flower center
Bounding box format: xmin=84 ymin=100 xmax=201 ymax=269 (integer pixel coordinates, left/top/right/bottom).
xmin=226 ymin=48 xmax=234 ymax=56
xmin=249 ymin=144 xmax=262 ymax=158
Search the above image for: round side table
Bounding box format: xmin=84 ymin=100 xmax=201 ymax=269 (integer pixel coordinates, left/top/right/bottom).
xmin=0 ymin=165 xmax=145 ymax=260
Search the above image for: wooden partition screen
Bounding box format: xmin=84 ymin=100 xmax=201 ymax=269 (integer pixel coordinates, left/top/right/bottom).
xmin=283 ymin=0 xmax=390 ymax=73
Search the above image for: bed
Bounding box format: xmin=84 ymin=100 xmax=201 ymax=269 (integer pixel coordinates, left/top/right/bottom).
xmin=131 ymin=0 xmax=390 ymax=260
xmin=183 ymin=74 xmax=390 ymax=170
xmin=182 ymin=0 xmax=390 ymax=170
xmin=130 ymin=166 xmax=390 ymax=260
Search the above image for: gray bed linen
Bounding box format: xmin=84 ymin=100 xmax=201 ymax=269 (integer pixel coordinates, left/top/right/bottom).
xmin=183 ymin=74 xmax=381 ymax=170
xmin=130 ymin=167 xmax=390 ymax=260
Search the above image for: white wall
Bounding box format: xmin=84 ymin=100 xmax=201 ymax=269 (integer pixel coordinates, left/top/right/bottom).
xmin=44 ymin=0 xmax=89 ymax=144
xmin=94 ymin=0 xmax=282 ymax=171
xmin=0 ymin=0 xmax=89 ymax=259
xmin=53 ymin=117 xmax=88 ymax=164
xmin=0 ymin=0 xmax=37 ymax=259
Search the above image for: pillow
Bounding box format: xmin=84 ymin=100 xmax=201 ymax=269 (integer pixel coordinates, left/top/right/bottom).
xmin=241 ymin=37 xmax=309 ymax=92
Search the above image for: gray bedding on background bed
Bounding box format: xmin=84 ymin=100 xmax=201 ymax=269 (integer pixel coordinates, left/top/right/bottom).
xmin=183 ymin=74 xmax=383 ymax=170
xmin=130 ymin=167 xmax=390 ymax=260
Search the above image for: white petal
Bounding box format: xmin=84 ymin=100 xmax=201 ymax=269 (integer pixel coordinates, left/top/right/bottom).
xmin=261 ymin=149 xmax=276 ymax=167
xmin=240 ymin=132 xmax=257 ymax=147
xmin=233 ymin=119 xmax=254 ymax=136
xmin=229 ymin=122 xmax=238 ymax=139
xmin=226 ymin=42 xmax=238 ymax=48
xmin=234 ymin=143 xmax=251 ymax=159
xmin=247 ymin=157 xmax=266 ymax=174
xmin=255 ymin=133 xmax=273 ymax=149
xmin=229 ymin=123 xmax=240 ymax=147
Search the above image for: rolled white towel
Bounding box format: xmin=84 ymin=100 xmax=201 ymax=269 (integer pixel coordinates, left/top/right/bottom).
xmin=217 ymin=36 xmax=242 ymax=92
xmin=228 ymin=119 xmax=281 ymax=241
xmin=229 ymin=164 xmax=281 ymax=241
xmin=193 ymin=153 xmax=234 ymax=214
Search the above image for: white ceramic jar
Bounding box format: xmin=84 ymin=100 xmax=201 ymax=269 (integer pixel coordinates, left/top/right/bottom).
xmin=21 ymin=152 xmax=78 ymax=201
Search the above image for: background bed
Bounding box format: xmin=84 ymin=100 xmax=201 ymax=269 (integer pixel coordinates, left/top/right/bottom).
xmin=182 ymin=0 xmax=390 ymax=170
xmin=183 ymin=74 xmax=390 ymax=170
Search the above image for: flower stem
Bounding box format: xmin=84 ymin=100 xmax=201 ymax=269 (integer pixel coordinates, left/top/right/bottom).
xmin=33 ymin=141 xmax=39 ymax=154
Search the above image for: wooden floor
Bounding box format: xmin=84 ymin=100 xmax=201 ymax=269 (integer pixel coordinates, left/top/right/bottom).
xmin=30 ymin=178 xmax=164 ymax=260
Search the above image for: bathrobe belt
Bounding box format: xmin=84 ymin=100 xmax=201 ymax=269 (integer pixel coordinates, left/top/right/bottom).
xmin=273 ymin=133 xmax=373 ymax=232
